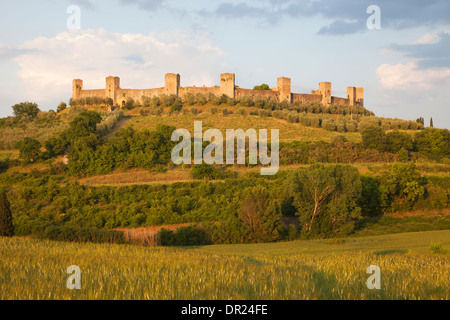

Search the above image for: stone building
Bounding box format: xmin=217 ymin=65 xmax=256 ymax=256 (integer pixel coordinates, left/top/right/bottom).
xmin=72 ymin=73 xmax=364 ymax=107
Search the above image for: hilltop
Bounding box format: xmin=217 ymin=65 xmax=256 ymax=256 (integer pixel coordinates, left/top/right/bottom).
xmin=0 ymin=97 xmax=449 ymax=247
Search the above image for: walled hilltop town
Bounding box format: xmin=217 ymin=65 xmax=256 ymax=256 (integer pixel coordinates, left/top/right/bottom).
xmin=72 ymin=73 xmax=364 ymax=108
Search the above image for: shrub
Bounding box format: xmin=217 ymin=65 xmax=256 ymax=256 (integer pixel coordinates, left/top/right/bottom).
xmin=429 ymin=242 xmax=447 ymax=254
xmin=210 ymin=107 xmax=218 ymax=114
xmin=158 ymin=226 xmax=207 ymax=246
xmin=184 ymin=93 xmax=196 ymax=106
xmin=17 ymin=137 xmax=42 ymax=163
xmin=124 ymin=98 xmax=135 ymax=110
xmin=192 ymin=163 xmax=223 ymax=180
xmin=196 ymin=94 xmax=207 ymax=106
xmin=34 ymin=225 xmax=125 ymax=244
xmin=322 ymin=118 xmax=337 ymax=131
xmin=222 ymin=108 xmax=229 ymax=116
xmin=239 ymin=96 xmax=254 ymax=107
xmin=157 ymin=228 xmax=176 ymax=246
xmin=57 ymin=102 xmax=67 ymax=113
xmin=0 ymin=189 xmax=14 ymax=237
xmin=191 ymin=107 xmax=198 ymax=115
xmin=238 ymin=108 xmax=246 ymax=116
xmin=287 ymin=113 xmax=298 ymax=123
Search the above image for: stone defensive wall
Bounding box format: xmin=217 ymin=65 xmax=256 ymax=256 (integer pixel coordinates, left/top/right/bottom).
xmin=72 ymin=73 xmax=364 ymax=107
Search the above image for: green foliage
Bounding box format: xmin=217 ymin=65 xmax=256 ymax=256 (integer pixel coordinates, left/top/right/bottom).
xmin=429 ymin=242 xmax=447 ymax=254
xmin=17 ymin=137 xmax=41 ymax=163
xmin=34 ymin=225 xmax=125 ymax=244
xmin=386 ymin=130 xmax=413 ymax=153
xmin=291 ymin=164 xmax=362 ymax=238
xmin=253 ymin=84 xmax=271 ymax=90
xmin=158 ymin=225 xmax=208 ymax=246
xmin=0 ymin=189 xmax=14 ymax=237
xmin=415 ymin=128 xmax=450 ymax=160
xmin=12 ymin=102 xmax=40 ymax=120
xmin=65 ymin=111 xmax=102 ymax=143
xmin=192 ymin=164 xmax=224 ymax=180
xmin=123 ymin=98 xmax=136 ymax=110
xmin=362 ymin=126 xmax=387 ymax=151
xmin=43 ymin=136 xmax=67 ymax=158
xmin=359 ymin=175 xmax=382 ymax=217
xmin=195 ymin=94 xmax=207 ymax=106
xmin=57 ymin=102 xmax=67 ymax=113
xmin=380 ymin=163 xmax=426 ymax=212
xmin=238 ymin=186 xmax=282 ymax=243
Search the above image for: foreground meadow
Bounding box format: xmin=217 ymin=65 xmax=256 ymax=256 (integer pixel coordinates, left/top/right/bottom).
xmin=0 ymin=230 xmax=449 ymax=300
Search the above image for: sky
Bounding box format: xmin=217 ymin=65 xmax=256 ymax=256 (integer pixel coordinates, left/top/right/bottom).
xmin=0 ymin=0 xmax=449 ymax=129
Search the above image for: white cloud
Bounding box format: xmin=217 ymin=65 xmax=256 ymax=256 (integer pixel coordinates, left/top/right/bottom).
xmin=413 ymin=32 xmax=440 ymax=45
xmin=376 ymin=61 xmax=450 ymax=90
xmin=11 ymin=28 xmax=226 ymax=103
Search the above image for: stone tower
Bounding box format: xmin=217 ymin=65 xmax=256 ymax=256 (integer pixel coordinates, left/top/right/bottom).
xmin=356 ymin=88 xmax=364 ymax=106
xmin=72 ymin=79 xmax=83 ymax=100
xmin=277 ymin=77 xmax=291 ymax=103
xmin=165 ymin=73 xmax=180 ymax=96
xmin=106 ymin=76 xmax=120 ymax=104
xmin=347 ymin=87 xmax=356 ymax=106
xmin=319 ymin=82 xmax=332 ymax=105
xmin=220 ymin=73 xmax=235 ymax=98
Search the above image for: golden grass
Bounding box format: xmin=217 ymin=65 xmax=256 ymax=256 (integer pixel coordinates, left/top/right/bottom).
xmin=127 ymin=110 xmax=362 ymax=143
xmin=1 ymin=231 xmax=449 ymax=300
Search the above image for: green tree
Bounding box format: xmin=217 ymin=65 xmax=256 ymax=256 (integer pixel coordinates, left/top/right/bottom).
xmin=17 ymin=137 xmax=42 ymax=163
xmin=361 ymin=125 xmax=387 ymax=151
xmin=430 ymin=117 xmax=434 ymax=128
xmin=380 ymin=163 xmax=426 ymax=212
xmin=57 ymin=102 xmax=67 ymax=113
xmin=238 ymin=186 xmax=282 ymax=243
xmin=65 ymin=111 xmax=102 ymax=143
xmin=0 ymin=189 xmax=14 ymax=237
xmin=12 ymin=102 xmax=40 ymax=120
xmin=291 ymin=164 xmax=362 ymax=238
xmin=358 ymin=175 xmax=381 ymax=217
xmin=253 ymin=84 xmax=271 ymax=90
xmin=386 ymin=130 xmax=413 ymax=153
xmin=415 ymin=128 xmax=450 ymax=160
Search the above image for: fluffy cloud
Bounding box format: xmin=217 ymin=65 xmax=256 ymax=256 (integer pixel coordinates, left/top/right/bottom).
xmin=10 ymin=29 xmax=226 ymax=103
xmin=376 ymin=62 xmax=450 ymax=91
xmin=378 ymin=30 xmax=450 ymax=90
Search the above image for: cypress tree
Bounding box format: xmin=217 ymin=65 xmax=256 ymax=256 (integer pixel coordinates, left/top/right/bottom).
xmin=430 ymin=117 xmax=434 ymax=128
xmin=0 ymin=189 xmax=14 ymax=237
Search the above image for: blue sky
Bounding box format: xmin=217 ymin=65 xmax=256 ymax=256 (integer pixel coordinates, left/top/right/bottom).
xmin=1 ymin=0 xmax=449 ymax=128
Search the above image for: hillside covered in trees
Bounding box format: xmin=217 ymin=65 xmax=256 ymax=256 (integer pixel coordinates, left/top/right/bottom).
xmin=0 ymin=96 xmax=449 ymax=246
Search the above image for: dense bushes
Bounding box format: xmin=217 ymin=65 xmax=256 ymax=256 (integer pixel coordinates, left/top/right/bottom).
xmin=1 ymin=162 xmax=448 ymax=244
xmin=0 ymin=189 xmax=14 ymax=237
xmin=33 ymin=225 xmax=125 ymax=244
xmin=360 ymin=126 xmax=449 ymax=162
xmin=158 ymin=225 xmax=208 ymax=246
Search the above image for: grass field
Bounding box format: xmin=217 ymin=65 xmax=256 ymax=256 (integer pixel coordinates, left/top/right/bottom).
xmin=128 ymin=110 xmax=362 ymax=143
xmin=1 ymin=230 xmax=449 ymax=300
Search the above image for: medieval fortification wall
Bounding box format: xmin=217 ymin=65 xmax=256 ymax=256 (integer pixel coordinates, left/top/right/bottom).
xmin=72 ymin=73 xmax=364 ymax=107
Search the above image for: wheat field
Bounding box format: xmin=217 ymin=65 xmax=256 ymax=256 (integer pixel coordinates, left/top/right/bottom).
xmin=0 ymin=230 xmax=449 ymax=300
